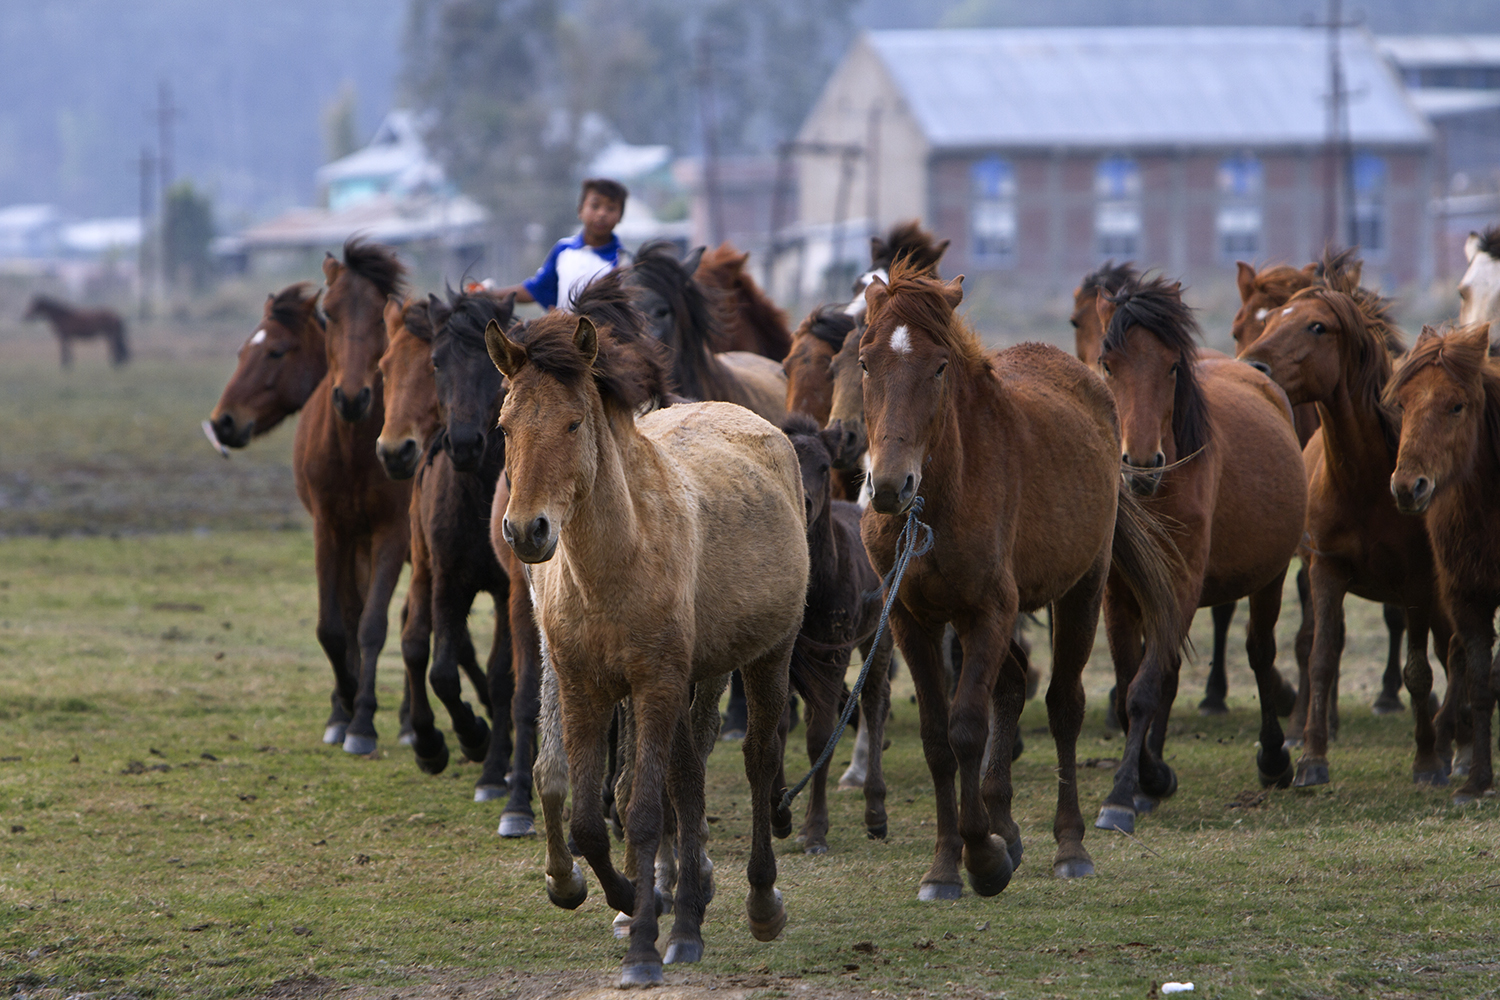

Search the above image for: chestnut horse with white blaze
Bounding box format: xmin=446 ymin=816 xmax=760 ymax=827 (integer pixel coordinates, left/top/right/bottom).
xmin=858 ymin=261 xmax=1183 ymax=898
xmin=1092 ymin=277 xmax=1306 ymax=834
xmin=487 ymin=307 xmax=808 ymax=987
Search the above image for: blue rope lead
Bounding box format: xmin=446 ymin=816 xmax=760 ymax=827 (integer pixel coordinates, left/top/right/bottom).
xmin=780 ymin=496 xmax=933 ymax=813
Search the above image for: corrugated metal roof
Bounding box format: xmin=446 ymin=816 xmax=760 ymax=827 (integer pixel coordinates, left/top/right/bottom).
xmin=866 ymin=27 xmax=1431 ymax=150
xmin=1378 ymin=35 xmax=1500 ymax=69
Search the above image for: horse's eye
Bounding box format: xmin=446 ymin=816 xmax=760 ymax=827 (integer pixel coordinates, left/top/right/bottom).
xmin=1310 ymin=322 xmax=1326 ymax=335
xmin=267 ymin=347 xmax=288 ymax=360
xmin=858 ymin=359 xmax=868 ymax=374
xmin=1069 ymin=318 xmax=1080 ymax=329
xmin=935 ymin=361 xmax=947 ymax=377
xmin=1168 ymin=362 xmax=1179 ymax=376
xmin=1100 ymin=361 xmax=1112 ymax=376
xmin=1451 ymin=403 xmax=1465 ymax=415
xmin=819 ymin=464 xmax=829 ymax=475
xmin=567 ymin=420 xmax=581 ymax=433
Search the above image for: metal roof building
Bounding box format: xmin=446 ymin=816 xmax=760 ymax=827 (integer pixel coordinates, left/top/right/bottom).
xmin=791 ymin=26 xmax=1437 ymax=294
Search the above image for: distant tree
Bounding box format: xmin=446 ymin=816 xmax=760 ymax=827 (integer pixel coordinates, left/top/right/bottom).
xmin=322 ymin=82 xmax=361 ymax=164
xmin=162 ymin=180 xmax=215 ymax=291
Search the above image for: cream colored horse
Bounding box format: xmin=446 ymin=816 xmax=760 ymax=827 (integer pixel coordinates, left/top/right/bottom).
xmin=1458 ymin=229 xmax=1500 ymax=346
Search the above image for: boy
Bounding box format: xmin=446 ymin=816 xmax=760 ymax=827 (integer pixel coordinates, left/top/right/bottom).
xmin=498 ymin=178 xmax=629 ymax=309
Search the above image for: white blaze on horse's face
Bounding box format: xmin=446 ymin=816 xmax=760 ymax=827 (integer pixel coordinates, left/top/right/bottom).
xmin=1254 ymin=308 xmax=1270 ymax=323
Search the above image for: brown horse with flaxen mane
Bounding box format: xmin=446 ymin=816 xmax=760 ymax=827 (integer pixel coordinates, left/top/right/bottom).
xmin=858 ymin=259 xmax=1184 ymax=896
xmin=1091 ymin=276 xmax=1306 ymax=832
xmin=1242 ymin=249 xmax=1457 ymax=787
xmin=695 ymin=242 xmax=792 ymax=359
xmin=1387 ymin=321 xmax=1499 ymax=802
xmin=300 ymin=237 xmax=413 ymax=754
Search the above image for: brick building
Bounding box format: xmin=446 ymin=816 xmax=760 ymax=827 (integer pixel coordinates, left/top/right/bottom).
xmin=793 ymin=27 xmax=1435 ymax=293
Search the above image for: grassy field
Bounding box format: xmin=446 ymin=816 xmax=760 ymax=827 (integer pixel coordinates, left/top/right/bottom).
xmin=1 ymin=298 xmax=1496 ymax=999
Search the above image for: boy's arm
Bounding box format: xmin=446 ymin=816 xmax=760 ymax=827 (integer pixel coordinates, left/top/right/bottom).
xmin=489 ymin=284 xmax=535 ymax=304
xmin=517 ymin=242 xmax=564 ymax=310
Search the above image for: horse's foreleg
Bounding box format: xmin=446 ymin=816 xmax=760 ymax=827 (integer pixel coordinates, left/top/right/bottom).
xmin=312 ymin=521 xmax=354 ymax=746
xmin=951 ymin=607 xmax=1018 ymax=898
xmin=399 ymin=557 xmax=445 ymax=772
xmin=473 ymin=592 xmax=513 ymax=795
xmin=1294 ymin=558 xmax=1348 ymax=787
xmin=663 ymin=708 xmax=708 ymax=967
xmin=58 ymin=334 xmax=72 ymax=369
xmin=739 ymin=638 xmax=793 ymax=940
xmin=1403 ymin=607 xmax=1445 ymax=785
xmin=428 ymin=578 xmax=489 ymax=763
xmin=1452 ymin=611 xmax=1497 ymax=803
xmin=343 ymin=525 xmax=406 ymax=755
xmin=980 ymin=637 xmax=1027 ymax=876
xmin=532 ymin=644 xmax=583 ymax=904
xmin=1098 ymin=575 xmax=1147 ymax=832
xmin=892 ymin=604 xmax=962 ymax=901
xmin=1373 ymin=603 xmax=1408 ymax=714
xmin=1049 ymin=557 xmax=1106 ymax=877
xmin=1287 ymin=562 xmax=1313 ymax=743
xmin=1200 ymin=602 xmax=1235 ymax=715
xmin=1246 ymin=571 xmax=1293 ymax=788
xmin=496 ymin=581 xmax=540 ymax=828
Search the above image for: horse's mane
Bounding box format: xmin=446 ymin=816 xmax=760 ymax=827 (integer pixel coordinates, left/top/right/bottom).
xmin=780 ymin=411 xmax=825 ymax=444
xmin=873 ymin=220 xmax=947 ymax=276
xmin=1103 ymin=275 xmax=1210 ymax=459
xmin=1386 ymin=323 xmax=1500 ymax=471
xmin=1250 ymin=262 xmax=1316 ymax=302
xmin=698 ymin=243 xmax=791 ymax=356
xmin=1291 ymin=248 xmax=1401 ymax=454
xmin=402 ymin=299 xmax=435 ymax=344
xmin=1080 ymin=260 xmax=1139 ymax=297
xmin=341 ymin=237 xmax=407 ymax=300
xmin=1476 ymin=225 xmax=1500 ymax=260
xmin=268 ymin=283 xmax=323 ymax=334
xmin=628 ymin=240 xmax=727 ymax=400
xmin=796 ymin=306 xmax=857 ymax=350
xmin=569 ymin=268 xmax=646 ymax=344
xmin=876 ymin=258 xmax=988 ymax=375
xmin=439 ymin=287 xmax=514 ymax=353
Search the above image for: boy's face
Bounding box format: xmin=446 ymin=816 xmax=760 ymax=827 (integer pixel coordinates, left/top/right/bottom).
xmin=578 ymin=190 xmax=623 ymax=241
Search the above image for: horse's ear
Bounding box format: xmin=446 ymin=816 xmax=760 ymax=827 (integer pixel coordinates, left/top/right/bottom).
xmin=383 ymin=294 xmax=404 ymax=332
xmin=1235 ymin=261 xmax=1256 ymax=302
xmin=304 ymin=288 xmax=322 ymax=314
xmin=870 ymin=235 xmax=887 ymax=262
xmin=863 ymin=272 xmax=889 ymax=315
xmin=1095 ymin=290 xmax=1117 ymax=333
xmin=486 ymin=318 xmax=526 ymax=377
xmin=495 ymin=291 xmax=517 ymax=323
xmin=574 ymin=315 xmax=600 ymax=366
xmin=427 ymin=292 xmax=452 ymax=333
xmin=941 ymin=275 xmax=964 ymax=309
xmin=1416 ymin=324 xmax=1441 ymax=345
xmin=682 ymin=246 xmax=705 ymax=279
xmin=262 ymin=293 xmax=276 ymax=317
xmin=932 ymin=238 xmax=951 ymax=264
xmin=1455 ymin=321 xmax=1492 ymax=357
xmin=1465 ymin=232 xmax=1482 ymax=263
xmin=322 ymin=253 xmax=342 ymax=286
xmin=1344 ymin=258 xmax=1364 ymax=291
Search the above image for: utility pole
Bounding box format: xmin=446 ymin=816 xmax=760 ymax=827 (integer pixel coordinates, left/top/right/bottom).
xmin=1315 ymin=0 xmax=1360 ymax=250
xmin=155 ymin=80 xmax=180 ymax=199
xmin=695 ymin=34 xmax=724 ymax=248
xmin=136 ymin=146 xmax=155 ymax=320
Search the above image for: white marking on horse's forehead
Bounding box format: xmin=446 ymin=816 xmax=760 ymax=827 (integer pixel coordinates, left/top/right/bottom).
xmin=1254 ymin=307 xmax=1270 ymax=322
xmin=1281 ymin=307 xmax=1294 ymax=316
xmin=249 ymin=329 xmax=267 ymax=345
xmin=844 ymin=268 xmax=890 ymax=317
xmin=889 ymin=324 xmax=911 ymax=355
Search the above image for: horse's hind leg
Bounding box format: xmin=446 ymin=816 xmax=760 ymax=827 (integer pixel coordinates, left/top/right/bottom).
xmin=951 ymin=608 xmax=1020 ymax=898
xmin=982 ymin=638 xmax=1027 ymax=870
xmin=1246 ymin=572 xmax=1293 ymax=788
xmin=740 ymin=638 xmax=794 ymax=941
xmin=1051 ymin=558 xmax=1106 ymax=877
xmin=1404 ymin=607 xmax=1446 ymax=786
xmin=663 ymin=710 xmax=708 ymax=965
xmin=428 ymin=581 xmax=491 ymax=764
xmin=1199 ymin=602 xmax=1235 ymax=715
xmin=496 ymin=586 xmax=542 ymax=833
xmin=58 ymin=335 xmax=72 ymax=369
xmin=400 ymin=559 xmax=446 ymax=773
xmin=1374 ymin=603 xmax=1408 ymax=714
xmin=1287 ymin=564 xmax=1313 ymax=744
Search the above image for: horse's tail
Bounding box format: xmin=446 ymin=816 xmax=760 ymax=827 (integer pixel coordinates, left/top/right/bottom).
xmin=1108 ymin=483 xmax=1188 ymax=662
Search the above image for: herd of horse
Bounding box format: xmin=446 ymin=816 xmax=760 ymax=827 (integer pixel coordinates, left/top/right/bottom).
xmin=198 ymin=223 xmax=1500 ymax=986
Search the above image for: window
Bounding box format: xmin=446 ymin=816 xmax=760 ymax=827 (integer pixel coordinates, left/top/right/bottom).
xmin=1216 ymin=155 xmax=1263 ymax=259
xmin=970 ymin=157 xmax=1016 ymax=265
xmin=1352 ymin=153 xmax=1386 ymax=254
xmin=1095 ymin=156 xmax=1140 ymax=257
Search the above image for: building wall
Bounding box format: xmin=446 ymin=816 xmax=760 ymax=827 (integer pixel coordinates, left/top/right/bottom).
xmin=933 ymin=146 xmax=1432 ymax=290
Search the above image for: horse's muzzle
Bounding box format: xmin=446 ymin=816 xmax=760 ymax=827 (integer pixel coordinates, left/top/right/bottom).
xmin=503 ymin=514 xmax=558 ymax=563
xmin=828 ymin=418 xmax=868 ymax=470
xmin=444 ymin=426 xmax=486 ymax=472
xmin=331 ymin=385 xmax=372 ymax=423
xmin=1390 ymin=474 xmax=1434 ymax=515
xmin=377 ymin=437 xmax=421 ymax=481
xmin=870 ymin=473 xmax=916 ymax=515
xmin=211 ymin=413 xmax=254 ymax=449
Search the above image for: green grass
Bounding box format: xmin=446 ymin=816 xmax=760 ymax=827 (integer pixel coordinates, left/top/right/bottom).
xmin=0 ymin=531 xmax=1497 ymax=1000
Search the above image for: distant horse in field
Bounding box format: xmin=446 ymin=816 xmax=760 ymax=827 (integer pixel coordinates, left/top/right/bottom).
xmin=300 ymin=237 xmax=413 ymax=755
xmin=376 ymin=290 xmax=541 ymax=829
xmin=208 ymin=284 xmax=327 ymax=449
xmin=695 ymin=243 xmax=792 ymax=359
xmin=1458 ymin=227 xmax=1500 ymax=352
xmin=24 ymin=294 xmax=128 ymax=367
xmin=858 ymin=260 xmax=1183 ymax=896
xmin=623 ymin=240 xmax=787 ymax=424
xmin=1242 ymin=249 xmax=1457 ymax=787
xmin=1091 ymin=277 xmax=1306 ymax=832
xmin=1387 ymin=322 xmax=1500 ymax=803
xmin=778 ymin=413 xmax=893 ymax=854
xmin=487 ymin=299 xmax=808 ymax=986
xmin=1233 ymin=257 xmax=1409 ymax=719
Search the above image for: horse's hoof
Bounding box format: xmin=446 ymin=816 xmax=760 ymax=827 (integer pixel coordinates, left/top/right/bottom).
xmin=415 ymin=742 xmax=449 ymax=776
xmin=1197 ymin=698 xmax=1229 ymax=716
xmin=1007 ymin=838 xmax=1024 ymax=869
xmin=342 ymin=733 xmax=377 ymax=756
xmin=747 ymin=889 xmax=786 ymax=942
xmin=458 ymin=717 xmax=490 ymax=762
xmin=772 ymin=812 xmax=793 ymax=840
xmin=1451 ymin=787 xmax=1487 ymax=806
xmin=1095 ymin=804 xmax=1135 ymax=834
xmin=1258 ymin=755 xmax=1295 ymax=790
xmin=1143 ymin=766 xmax=1178 ymax=800
xmin=1283 ymin=736 xmax=1303 ymax=750
xmin=619 ymin=963 xmax=664 ymax=988
xmin=323 ymin=723 xmax=348 ymax=746
xmin=473 ymin=783 xmax=508 ymax=803
xmin=1452 ymin=745 xmax=1473 ymax=778
xmin=1133 ymin=794 xmax=1157 ymax=815
xmin=1053 ymin=857 xmax=1095 ymax=879
xmin=397 ymin=728 xmax=416 ymax=748
xmin=866 ymin=822 xmax=888 ymax=841
xmin=546 ymin=864 xmax=587 ymax=910
xmin=663 ymin=938 xmax=703 ymax=965
xmin=497 ymin=812 xmax=536 ymax=837
xmin=612 ymin=911 xmax=632 ymax=939
xmin=1292 ymin=759 xmax=1329 ymax=789
xmin=1413 ymin=767 xmax=1449 ymax=787
xmin=837 ymin=773 xmax=865 ymax=790
xmin=966 ymin=841 xmax=1014 ymax=898
xmin=916 ymin=881 xmax=962 ymax=902
xmin=1372 ymin=692 xmax=1405 ymax=715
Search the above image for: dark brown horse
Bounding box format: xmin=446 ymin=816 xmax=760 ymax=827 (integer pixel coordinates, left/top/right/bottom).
xmin=300 ymin=237 xmax=413 ymax=754
xmin=24 ymin=294 xmax=128 ymax=367
xmin=1092 ymin=277 xmax=1306 ymax=832
xmin=695 ymin=242 xmax=792 ymax=359
xmin=488 ymin=299 xmax=807 ymax=986
xmin=858 ymin=260 xmax=1183 ymax=897
xmin=778 ymin=413 xmax=893 ymax=854
xmin=1242 ymin=249 xmax=1455 ymax=787
xmin=208 ymin=284 xmax=327 ymax=449
xmin=1387 ymin=322 xmax=1499 ymax=802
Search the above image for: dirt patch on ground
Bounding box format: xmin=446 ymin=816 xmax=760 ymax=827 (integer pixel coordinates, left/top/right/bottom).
xmin=250 ymin=968 xmax=892 ymax=1000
